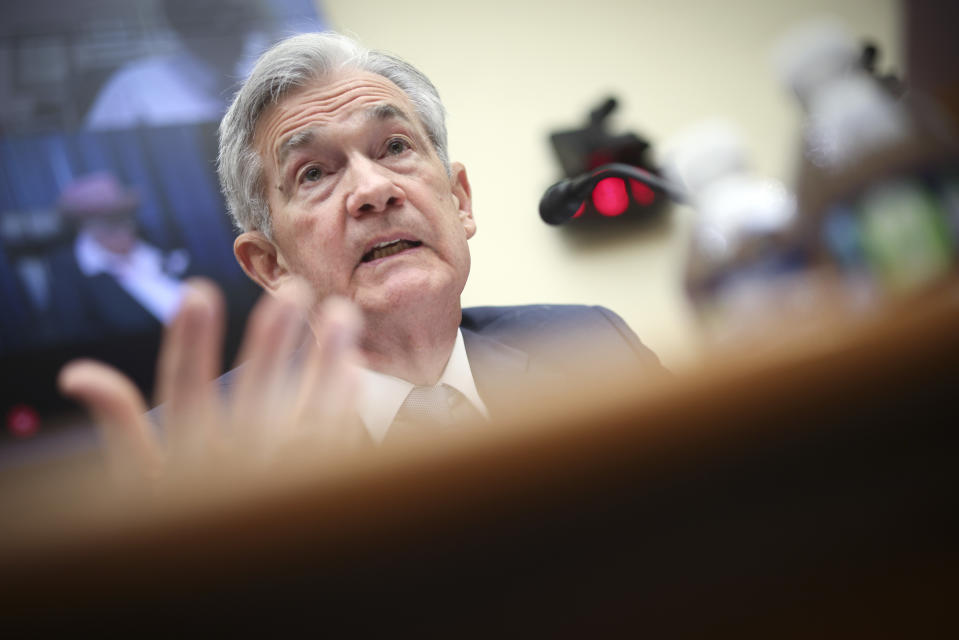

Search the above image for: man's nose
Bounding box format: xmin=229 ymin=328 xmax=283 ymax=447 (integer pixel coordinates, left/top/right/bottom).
xmin=344 ymin=158 xmax=405 ymax=216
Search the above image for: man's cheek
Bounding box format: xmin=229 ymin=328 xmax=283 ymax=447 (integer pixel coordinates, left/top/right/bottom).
xmin=289 ymin=210 xmax=323 ymax=237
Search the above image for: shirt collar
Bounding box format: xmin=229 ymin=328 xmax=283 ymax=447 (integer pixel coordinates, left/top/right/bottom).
xmin=356 ymin=329 xmax=490 ymax=444
xmin=75 ymin=230 xmax=155 ymax=276
xmin=75 ymin=230 xmax=115 ymax=276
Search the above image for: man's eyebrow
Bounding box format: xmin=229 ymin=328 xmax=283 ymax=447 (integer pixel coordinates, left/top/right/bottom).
xmin=277 ymin=127 xmax=318 ymax=168
xmin=365 ymin=103 xmax=413 ymax=125
xmin=276 ymin=104 xmax=412 ymax=168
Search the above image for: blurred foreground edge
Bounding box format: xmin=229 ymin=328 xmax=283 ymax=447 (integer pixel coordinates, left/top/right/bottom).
xmin=1 ymin=279 xmax=956 ymax=636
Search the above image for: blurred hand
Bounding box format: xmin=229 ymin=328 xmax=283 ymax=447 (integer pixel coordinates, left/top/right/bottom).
xmin=58 ymin=278 xmax=368 ymax=490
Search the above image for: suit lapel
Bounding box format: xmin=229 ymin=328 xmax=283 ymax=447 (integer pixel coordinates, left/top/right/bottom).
xmin=461 ymin=328 xmax=529 ymax=420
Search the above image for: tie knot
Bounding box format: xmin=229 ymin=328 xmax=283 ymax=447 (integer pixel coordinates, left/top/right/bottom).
xmin=385 ymin=384 xmax=485 ymax=445
xmin=396 ymin=384 xmax=457 ymax=428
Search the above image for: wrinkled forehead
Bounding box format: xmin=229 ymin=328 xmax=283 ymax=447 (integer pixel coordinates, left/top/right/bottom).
xmin=253 ymin=70 xmax=423 ymax=161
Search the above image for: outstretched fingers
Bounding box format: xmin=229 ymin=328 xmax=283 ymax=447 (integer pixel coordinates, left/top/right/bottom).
xmin=228 ymin=280 xmax=315 ymax=456
xmin=154 ymin=278 xmax=226 ymax=460
xmin=58 ymin=359 xmax=161 ymax=484
xmin=57 ymin=276 xmax=374 ymax=491
xmin=292 ymin=295 xmax=368 ymax=451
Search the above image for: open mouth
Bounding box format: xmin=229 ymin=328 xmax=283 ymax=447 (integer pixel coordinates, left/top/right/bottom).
xmin=361 ymin=239 xmax=422 ymax=263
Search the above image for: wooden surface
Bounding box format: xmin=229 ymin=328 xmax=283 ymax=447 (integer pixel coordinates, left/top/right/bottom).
xmin=1 ymin=281 xmax=957 ymax=636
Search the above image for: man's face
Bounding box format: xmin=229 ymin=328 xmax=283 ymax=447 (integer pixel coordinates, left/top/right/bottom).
xmin=250 ymin=70 xmax=475 ymax=319
xmin=88 ymin=216 xmax=137 ymax=255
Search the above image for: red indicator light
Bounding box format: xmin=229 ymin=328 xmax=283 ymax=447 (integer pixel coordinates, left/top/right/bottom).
xmin=629 ymin=179 xmax=656 ymax=206
xmin=572 ymin=202 xmax=585 ymax=219
xmin=7 ymin=404 xmax=40 ymax=439
xmin=592 ymin=177 xmax=628 ymax=216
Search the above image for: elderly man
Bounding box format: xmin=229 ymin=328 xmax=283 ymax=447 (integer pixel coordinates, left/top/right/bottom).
xmin=60 ymin=32 xmax=662 ymax=478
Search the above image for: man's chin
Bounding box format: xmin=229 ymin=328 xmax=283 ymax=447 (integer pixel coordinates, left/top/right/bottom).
xmin=353 ymin=274 xmax=460 ymax=318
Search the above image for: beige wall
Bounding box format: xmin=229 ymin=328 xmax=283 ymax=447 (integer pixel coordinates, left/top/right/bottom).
xmin=321 ymin=0 xmax=902 ymax=370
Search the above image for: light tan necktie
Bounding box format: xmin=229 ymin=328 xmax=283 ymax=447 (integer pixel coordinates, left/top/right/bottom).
xmin=385 ymin=384 xmax=483 ymax=444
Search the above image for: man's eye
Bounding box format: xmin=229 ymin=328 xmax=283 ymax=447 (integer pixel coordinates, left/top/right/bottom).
xmin=301 ymin=166 xmax=323 ymax=182
xmin=386 ymin=138 xmax=411 ymax=155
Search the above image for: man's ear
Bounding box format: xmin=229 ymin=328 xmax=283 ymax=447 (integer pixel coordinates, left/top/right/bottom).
xmin=450 ymin=161 xmax=476 ymax=239
xmin=234 ymin=231 xmax=289 ymax=292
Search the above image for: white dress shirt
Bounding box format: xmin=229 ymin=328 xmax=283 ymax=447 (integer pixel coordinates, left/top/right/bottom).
xmin=356 ymin=329 xmax=490 ymax=444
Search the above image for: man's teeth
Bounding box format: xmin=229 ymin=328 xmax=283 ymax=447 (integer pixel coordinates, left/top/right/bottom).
xmin=363 ymin=239 xmax=420 ymax=262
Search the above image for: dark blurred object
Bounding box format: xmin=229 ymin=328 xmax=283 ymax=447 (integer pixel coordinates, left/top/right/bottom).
xmin=905 ymin=0 xmax=959 ymax=129
xmin=549 ymin=97 xmax=651 ymax=177
xmin=859 ymin=40 xmax=905 ymax=98
xmin=545 ymin=97 xmax=673 ymax=225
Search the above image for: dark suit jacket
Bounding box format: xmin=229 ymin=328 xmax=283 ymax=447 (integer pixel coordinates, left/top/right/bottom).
xmin=44 ymin=243 xmax=192 ymax=345
xmin=458 ymin=304 xmax=664 ymax=419
xmin=24 ymin=303 xmax=660 ymax=464
xmin=146 ymin=304 xmax=663 ymax=428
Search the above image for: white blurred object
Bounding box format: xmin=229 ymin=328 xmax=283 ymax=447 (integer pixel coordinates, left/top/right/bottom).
xmin=773 ymin=18 xmax=859 ymax=106
xmin=662 ymin=119 xmax=808 ymax=349
xmin=662 ymin=119 xmax=796 ymax=270
xmin=773 ymin=17 xmax=912 ymax=172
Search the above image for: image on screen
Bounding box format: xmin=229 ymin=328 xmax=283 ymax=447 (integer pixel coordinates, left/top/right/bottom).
xmin=0 ymin=0 xmax=326 ymax=448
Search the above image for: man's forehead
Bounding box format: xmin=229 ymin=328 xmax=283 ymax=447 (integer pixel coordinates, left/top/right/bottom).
xmin=276 ymin=102 xmax=414 ymax=164
xmin=255 ymin=70 xmax=420 ymax=155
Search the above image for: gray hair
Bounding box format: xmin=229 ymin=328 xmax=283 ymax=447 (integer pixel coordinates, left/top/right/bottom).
xmin=217 ymin=32 xmax=450 ymax=237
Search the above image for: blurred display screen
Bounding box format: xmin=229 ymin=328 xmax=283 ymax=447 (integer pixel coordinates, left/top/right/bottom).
xmin=0 ymin=0 xmax=326 ymax=445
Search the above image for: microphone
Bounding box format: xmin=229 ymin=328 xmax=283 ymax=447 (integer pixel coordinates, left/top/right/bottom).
xmin=538 ymin=172 xmax=596 ymax=225
xmin=539 ymin=163 xmax=686 ymax=225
